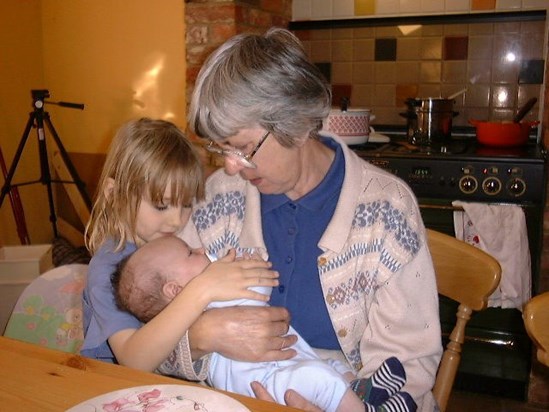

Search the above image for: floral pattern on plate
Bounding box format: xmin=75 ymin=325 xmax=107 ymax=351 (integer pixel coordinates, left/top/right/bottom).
xmin=66 ymin=384 xmax=251 ymax=412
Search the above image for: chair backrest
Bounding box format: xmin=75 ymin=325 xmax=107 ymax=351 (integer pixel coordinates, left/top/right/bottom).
xmin=3 ymin=264 xmax=88 ymax=354
xmin=523 ymin=291 xmax=549 ymax=367
xmin=426 ymin=229 xmax=501 ymax=412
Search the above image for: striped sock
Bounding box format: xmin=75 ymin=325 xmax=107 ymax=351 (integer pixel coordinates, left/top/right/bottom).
xmin=377 ymin=391 xmax=417 ymax=412
xmin=351 ymin=357 xmax=407 ymax=406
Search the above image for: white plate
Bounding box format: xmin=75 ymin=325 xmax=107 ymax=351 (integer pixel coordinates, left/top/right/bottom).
xmin=66 ymin=384 xmax=251 ymax=412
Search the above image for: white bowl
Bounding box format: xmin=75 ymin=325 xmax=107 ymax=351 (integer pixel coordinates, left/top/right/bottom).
xmin=322 ymin=108 xmax=374 ymax=145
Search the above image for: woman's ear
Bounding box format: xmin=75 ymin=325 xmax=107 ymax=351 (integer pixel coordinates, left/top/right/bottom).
xmin=103 ymin=177 xmax=115 ymax=199
xmin=163 ymin=281 xmax=183 ymax=300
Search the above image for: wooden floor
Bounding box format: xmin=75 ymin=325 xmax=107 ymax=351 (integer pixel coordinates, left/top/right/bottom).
xmin=447 ymin=391 xmax=548 ymax=412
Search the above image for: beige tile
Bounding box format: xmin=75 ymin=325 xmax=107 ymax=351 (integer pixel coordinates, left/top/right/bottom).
xmin=445 ymin=0 xmax=471 ymax=13
xmin=332 ymin=40 xmax=354 ymax=62
xmin=421 ymin=37 xmax=443 ymax=59
xmin=373 ymin=84 xmax=396 ymax=106
xmin=352 ymin=84 xmax=375 ymax=107
xmin=353 ymin=27 xmax=375 ymax=38
xmin=491 ymin=85 xmax=517 ymax=108
xmin=332 ymin=62 xmax=353 ymax=83
xmin=468 ymin=60 xmax=492 ymax=84
xmin=494 ymin=21 xmax=521 ymax=34
xmin=444 ymin=24 xmax=469 ymax=35
xmin=375 ymin=26 xmax=401 ymax=37
xmin=418 ymin=84 xmax=442 ymax=98
xmin=332 ymin=28 xmax=354 ymax=40
xmin=352 ymin=62 xmax=375 ymax=83
xmin=353 ymin=39 xmax=375 ymax=61
xmin=376 ymin=0 xmax=400 ymax=16
xmin=465 ymin=84 xmax=491 ymax=107
xmin=397 ymin=37 xmax=422 ymax=60
xmin=519 ymin=32 xmax=544 ymax=59
xmin=442 ymin=61 xmax=468 ymax=83
xmin=469 ymin=23 xmax=494 ymax=35
xmin=396 ymin=61 xmax=421 ymax=83
xmin=420 ymin=61 xmax=442 ymax=83
xmin=491 ymin=58 xmax=520 ymax=84
xmin=468 ymin=36 xmax=494 ymax=60
xmin=375 ymin=62 xmax=397 ymax=83
xmin=422 ymin=24 xmax=444 ymax=36
xmin=310 ymin=40 xmax=332 ymax=61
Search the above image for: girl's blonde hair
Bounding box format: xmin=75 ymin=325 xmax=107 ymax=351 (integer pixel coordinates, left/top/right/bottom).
xmin=85 ymin=118 xmax=204 ymax=254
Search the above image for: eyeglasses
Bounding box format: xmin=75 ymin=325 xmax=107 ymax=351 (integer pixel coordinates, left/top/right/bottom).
xmin=205 ymin=130 xmax=270 ymax=169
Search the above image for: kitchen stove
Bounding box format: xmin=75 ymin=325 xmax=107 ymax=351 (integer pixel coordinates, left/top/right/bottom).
xmin=351 ymin=131 xmax=547 ymax=400
xmin=352 ymin=136 xmax=546 ymax=204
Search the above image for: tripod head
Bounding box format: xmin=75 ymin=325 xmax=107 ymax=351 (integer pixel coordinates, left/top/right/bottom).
xmin=31 ymin=89 xmax=84 ymax=111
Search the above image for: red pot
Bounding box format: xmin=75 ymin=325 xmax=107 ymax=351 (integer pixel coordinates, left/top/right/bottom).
xmin=469 ymin=119 xmax=539 ymax=147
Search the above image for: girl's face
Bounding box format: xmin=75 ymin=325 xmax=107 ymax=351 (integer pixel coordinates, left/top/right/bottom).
xmin=134 ymin=185 xmax=192 ymax=245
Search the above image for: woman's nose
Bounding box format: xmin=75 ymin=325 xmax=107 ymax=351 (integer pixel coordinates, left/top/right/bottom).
xmin=223 ymin=156 xmax=246 ymax=175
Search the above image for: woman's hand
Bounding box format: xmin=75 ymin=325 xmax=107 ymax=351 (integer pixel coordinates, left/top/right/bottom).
xmin=251 ymin=381 xmax=323 ymax=411
xmin=188 ymin=306 xmax=298 ymax=361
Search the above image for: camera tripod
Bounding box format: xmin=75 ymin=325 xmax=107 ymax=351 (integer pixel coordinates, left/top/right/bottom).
xmin=0 ymin=89 xmax=92 ymax=239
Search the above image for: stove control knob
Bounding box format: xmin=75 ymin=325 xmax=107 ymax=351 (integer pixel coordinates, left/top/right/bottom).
xmin=459 ymin=176 xmax=478 ymax=194
xmin=507 ymin=177 xmax=526 ymax=197
xmin=482 ymin=177 xmax=502 ymax=195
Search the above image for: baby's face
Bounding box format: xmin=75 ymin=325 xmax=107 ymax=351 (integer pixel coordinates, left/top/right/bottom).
xmin=168 ymin=239 xmax=211 ymax=286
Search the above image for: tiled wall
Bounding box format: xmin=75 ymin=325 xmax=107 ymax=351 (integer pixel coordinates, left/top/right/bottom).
xmin=294 ymin=18 xmax=546 ymax=127
xmin=293 ymin=0 xmax=548 ymax=21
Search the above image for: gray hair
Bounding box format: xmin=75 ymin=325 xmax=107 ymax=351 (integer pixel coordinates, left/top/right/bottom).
xmin=188 ymin=27 xmax=331 ymax=147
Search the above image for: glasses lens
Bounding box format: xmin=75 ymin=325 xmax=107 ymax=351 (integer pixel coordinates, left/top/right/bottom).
xmin=226 ymin=152 xmax=256 ymax=169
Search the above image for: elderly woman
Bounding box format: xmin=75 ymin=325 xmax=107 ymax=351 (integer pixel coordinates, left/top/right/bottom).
xmin=180 ymin=28 xmax=442 ymax=411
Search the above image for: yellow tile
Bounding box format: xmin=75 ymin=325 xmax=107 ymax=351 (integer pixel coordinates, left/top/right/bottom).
xmin=355 ymin=0 xmax=375 ymax=16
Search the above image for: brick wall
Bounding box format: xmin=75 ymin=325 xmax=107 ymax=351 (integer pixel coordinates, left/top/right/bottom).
xmin=185 ymin=0 xmax=292 ymax=117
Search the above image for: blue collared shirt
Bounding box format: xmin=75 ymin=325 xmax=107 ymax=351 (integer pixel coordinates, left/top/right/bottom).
xmin=262 ymin=137 xmax=344 ymax=349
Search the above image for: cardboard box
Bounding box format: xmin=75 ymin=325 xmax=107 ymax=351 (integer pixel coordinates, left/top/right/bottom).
xmin=0 ymin=245 xmax=53 ymax=334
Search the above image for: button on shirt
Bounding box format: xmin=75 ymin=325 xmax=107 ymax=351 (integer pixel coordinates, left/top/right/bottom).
xmin=262 ymin=137 xmax=344 ymax=349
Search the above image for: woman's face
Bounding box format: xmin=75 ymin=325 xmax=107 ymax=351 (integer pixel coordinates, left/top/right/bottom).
xmin=221 ymin=128 xmax=306 ymax=197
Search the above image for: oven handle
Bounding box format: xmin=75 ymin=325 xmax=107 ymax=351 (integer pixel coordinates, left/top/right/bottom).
xmin=419 ymin=202 xmax=534 ymax=212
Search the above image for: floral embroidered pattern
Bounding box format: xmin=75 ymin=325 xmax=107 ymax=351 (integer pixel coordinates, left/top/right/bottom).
xmin=193 ymin=191 xmax=245 ymax=231
xmin=327 ymin=271 xmax=376 ymax=309
xmin=353 ymin=200 xmax=420 ymax=255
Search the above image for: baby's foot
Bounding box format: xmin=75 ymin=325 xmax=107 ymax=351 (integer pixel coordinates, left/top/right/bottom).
xmin=377 ymin=391 xmax=417 ymax=412
xmin=351 ymin=357 xmax=406 ymax=406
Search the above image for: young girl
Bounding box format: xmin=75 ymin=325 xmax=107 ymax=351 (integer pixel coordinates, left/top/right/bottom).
xmin=81 ymin=117 xmax=278 ymax=373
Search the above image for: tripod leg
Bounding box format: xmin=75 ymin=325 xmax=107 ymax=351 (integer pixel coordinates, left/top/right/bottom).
xmin=0 ymin=113 xmax=35 ymax=209
xmin=35 ymin=113 xmax=59 ymax=237
xmin=43 ymin=113 xmax=92 ymax=209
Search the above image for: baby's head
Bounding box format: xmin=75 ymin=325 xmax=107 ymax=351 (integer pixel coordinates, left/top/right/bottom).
xmin=112 ymin=236 xmax=210 ymax=322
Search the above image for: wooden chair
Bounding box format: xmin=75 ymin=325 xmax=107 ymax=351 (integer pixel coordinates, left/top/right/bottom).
xmin=523 ymin=291 xmax=549 ymax=367
xmin=426 ymin=229 xmax=502 ymax=412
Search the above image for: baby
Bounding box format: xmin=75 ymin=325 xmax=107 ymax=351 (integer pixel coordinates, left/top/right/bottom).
xmin=112 ymin=236 xmax=416 ymax=412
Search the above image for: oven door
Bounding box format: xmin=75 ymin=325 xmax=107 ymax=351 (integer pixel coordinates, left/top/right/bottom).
xmin=419 ymin=198 xmax=538 ymax=400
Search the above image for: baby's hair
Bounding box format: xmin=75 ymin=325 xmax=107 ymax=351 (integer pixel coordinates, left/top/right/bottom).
xmin=85 ymin=118 xmax=204 ymax=254
xmin=111 ymin=253 xmax=167 ymax=323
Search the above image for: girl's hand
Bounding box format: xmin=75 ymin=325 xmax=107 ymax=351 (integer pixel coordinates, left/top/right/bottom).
xmin=188 ymin=249 xmax=279 ymax=305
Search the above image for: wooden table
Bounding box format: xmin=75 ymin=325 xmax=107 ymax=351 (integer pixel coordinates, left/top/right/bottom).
xmin=0 ymin=336 xmax=301 ymax=411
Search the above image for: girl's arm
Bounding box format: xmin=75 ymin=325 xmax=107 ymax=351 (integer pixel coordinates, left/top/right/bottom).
xmin=108 ymin=251 xmax=278 ymax=371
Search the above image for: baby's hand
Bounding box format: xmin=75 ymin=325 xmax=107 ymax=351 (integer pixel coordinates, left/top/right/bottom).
xmin=191 ymin=249 xmax=279 ymax=305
